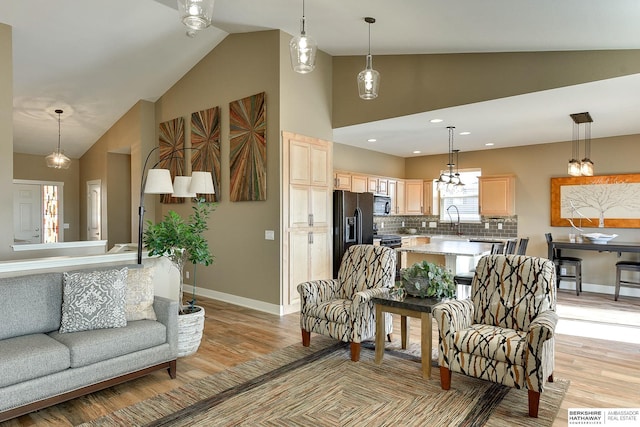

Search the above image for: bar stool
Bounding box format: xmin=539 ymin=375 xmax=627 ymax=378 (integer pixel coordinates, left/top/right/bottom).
xmin=545 ymin=233 xmax=582 ymax=296
xmin=615 ymin=261 xmax=640 ymax=301
xmin=454 ymin=243 xmax=506 ymax=297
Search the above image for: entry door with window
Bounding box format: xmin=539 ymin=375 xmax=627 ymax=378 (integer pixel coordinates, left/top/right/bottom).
xmin=13 ymin=180 xmax=64 ymax=243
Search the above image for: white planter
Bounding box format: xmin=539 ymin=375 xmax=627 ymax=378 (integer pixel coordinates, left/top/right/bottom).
xmin=177 ymin=305 xmax=205 ymax=357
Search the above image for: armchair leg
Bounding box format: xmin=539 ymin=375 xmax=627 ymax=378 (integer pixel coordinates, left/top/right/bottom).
xmin=528 ymin=390 xmax=540 ymax=418
xmin=350 ymin=342 xmax=361 ymax=362
xmin=440 ymin=367 xmax=452 ymax=390
xmin=387 ymin=333 xmax=392 ymax=342
xmin=548 ymin=373 xmax=554 ymax=383
xmin=301 ymin=329 xmax=310 ymax=347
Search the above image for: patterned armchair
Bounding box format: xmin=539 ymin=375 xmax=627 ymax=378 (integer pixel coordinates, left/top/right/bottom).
xmin=432 ymin=255 xmax=558 ymax=418
xmin=297 ymin=245 xmax=396 ymax=361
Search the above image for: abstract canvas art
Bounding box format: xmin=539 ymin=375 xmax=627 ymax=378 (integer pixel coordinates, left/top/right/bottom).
xmin=229 ymin=92 xmax=267 ymax=201
xmin=191 ymin=107 xmax=221 ymax=202
xmin=158 ymin=117 xmax=185 ymax=204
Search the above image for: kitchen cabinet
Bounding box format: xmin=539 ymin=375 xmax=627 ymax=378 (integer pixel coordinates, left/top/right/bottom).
xmin=404 ymin=180 xmax=424 ymax=215
xmin=423 ymin=180 xmax=435 ymax=215
xmin=388 ymin=179 xmax=404 ymax=215
xmin=351 ymin=174 xmax=368 ymax=193
xmin=368 ymin=176 xmax=388 ymax=195
xmin=478 ymin=174 xmax=515 ymax=216
xmin=282 ymin=132 xmax=332 ymax=311
xmin=334 ymin=172 xmax=351 ymax=190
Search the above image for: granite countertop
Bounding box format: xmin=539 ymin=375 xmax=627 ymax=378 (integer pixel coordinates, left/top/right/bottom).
xmin=397 ymin=240 xmax=494 ymax=256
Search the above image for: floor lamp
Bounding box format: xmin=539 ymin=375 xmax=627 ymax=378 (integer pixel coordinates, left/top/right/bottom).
xmin=137 ymin=147 xmax=215 ymax=265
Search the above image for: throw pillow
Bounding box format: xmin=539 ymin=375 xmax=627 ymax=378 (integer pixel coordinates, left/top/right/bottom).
xmin=59 ymin=268 xmax=128 ymax=333
xmin=125 ymin=266 xmax=157 ymax=321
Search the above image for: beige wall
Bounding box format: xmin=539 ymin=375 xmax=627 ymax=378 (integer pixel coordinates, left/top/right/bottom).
xmin=404 ymin=134 xmax=640 ymax=287
xmin=333 ymin=143 xmax=405 ymax=178
xmin=106 ymin=153 xmax=131 ymax=248
xmin=13 ymin=153 xmax=80 ymax=242
xmin=154 ymin=30 xmax=283 ymax=305
xmin=332 ymin=50 xmax=640 ymax=128
xmin=0 ymin=24 xmax=12 ymax=259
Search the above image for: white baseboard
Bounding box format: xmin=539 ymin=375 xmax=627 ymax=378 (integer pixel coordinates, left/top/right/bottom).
xmin=558 ymin=280 xmax=640 ymax=298
xmin=183 ymin=284 xmax=298 ymax=316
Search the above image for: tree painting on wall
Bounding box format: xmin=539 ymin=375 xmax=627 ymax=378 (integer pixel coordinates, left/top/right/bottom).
xmin=191 ymin=106 xmax=221 ymax=202
xmin=229 ymin=92 xmax=267 ymax=201
xmin=551 ymin=173 xmax=640 ymax=228
xmin=158 ymin=117 xmax=185 ymax=204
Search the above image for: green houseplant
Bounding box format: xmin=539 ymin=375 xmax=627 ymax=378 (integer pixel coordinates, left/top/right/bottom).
xmin=393 ymin=260 xmax=456 ymax=300
xmin=143 ymin=198 xmax=215 ymax=314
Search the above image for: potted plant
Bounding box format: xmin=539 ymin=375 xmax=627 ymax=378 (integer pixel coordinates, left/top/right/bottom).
xmin=143 ymin=198 xmax=215 ymax=356
xmin=392 ymin=260 xmax=456 ymax=300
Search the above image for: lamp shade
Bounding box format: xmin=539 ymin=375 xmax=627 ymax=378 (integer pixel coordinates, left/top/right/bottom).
xmin=172 ymin=176 xmax=196 ymax=197
xmin=177 ymin=0 xmax=215 ymax=31
xmin=189 ymin=171 xmax=215 ymax=194
xmin=144 ymin=169 xmax=174 ymax=194
xmin=45 ymin=151 xmax=71 ymax=169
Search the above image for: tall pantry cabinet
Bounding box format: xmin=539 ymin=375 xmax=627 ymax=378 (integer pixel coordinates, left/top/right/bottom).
xmin=282 ymin=132 xmax=332 ymax=313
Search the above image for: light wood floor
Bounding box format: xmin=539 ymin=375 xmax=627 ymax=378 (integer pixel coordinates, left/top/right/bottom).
xmin=5 ymin=291 xmax=640 ymax=426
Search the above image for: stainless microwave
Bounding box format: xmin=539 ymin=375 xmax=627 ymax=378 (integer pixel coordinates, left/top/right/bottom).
xmin=373 ymin=195 xmax=391 ymax=215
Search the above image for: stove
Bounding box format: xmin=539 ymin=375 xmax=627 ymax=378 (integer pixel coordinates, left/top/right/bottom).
xmin=377 ymin=234 xmax=402 ymax=248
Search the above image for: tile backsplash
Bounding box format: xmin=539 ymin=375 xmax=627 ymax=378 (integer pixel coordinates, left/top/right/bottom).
xmin=373 ymin=215 xmax=518 ymax=239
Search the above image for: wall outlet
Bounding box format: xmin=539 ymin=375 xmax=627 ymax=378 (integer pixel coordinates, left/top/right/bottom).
xmin=421 ymin=221 xmax=426 ymax=228
xmin=429 ymin=222 xmax=437 ymax=228
xmin=265 ymin=230 xmax=275 ymax=240
xmin=185 ymin=271 xmax=190 ymax=279
xmin=401 ymin=221 xmax=405 ymax=227
xmin=380 ymin=222 xmax=384 ymax=229
xmin=485 ymin=222 xmax=490 ymax=229
xmin=497 ymin=223 xmax=503 ymax=230
xmin=560 ymin=268 xmax=567 ymax=275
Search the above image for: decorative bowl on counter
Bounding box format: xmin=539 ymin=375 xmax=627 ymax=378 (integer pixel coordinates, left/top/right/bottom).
xmin=582 ymin=233 xmax=618 ymax=244
xmin=407 ymin=228 xmax=417 ymax=234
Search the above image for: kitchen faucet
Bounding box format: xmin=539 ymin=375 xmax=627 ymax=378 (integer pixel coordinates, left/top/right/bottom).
xmin=447 ymin=205 xmax=462 ymax=235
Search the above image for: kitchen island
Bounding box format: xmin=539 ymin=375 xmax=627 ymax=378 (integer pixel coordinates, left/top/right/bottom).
xmin=397 ymin=240 xmax=494 ymax=274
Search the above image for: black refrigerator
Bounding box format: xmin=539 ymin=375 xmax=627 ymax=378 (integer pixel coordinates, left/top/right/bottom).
xmin=333 ymin=190 xmax=374 ymax=277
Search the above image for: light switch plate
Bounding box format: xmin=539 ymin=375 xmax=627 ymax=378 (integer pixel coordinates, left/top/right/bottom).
xmin=485 ymin=222 xmax=490 ymax=229
xmin=265 ymin=230 xmax=275 ymax=240
xmin=498 ymin=223 xmax=503 ymax=230
xmin=421 ymin=221 xmax=426 ymax=227
xmin=429 ymin=222 xmax=437 ymax=228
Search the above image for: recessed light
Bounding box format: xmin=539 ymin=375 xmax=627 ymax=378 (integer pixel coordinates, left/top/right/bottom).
xmin=429 ymin=119 xmax=443 ymax=123
xmin=459 ymin=131 xmax=471 ymax=135
xmin=412 ymin=150 xmax=421 ymax=154
xmin=485 ymin=142 xmax=494 ymax=146
xmin=367 ymin=138 xmax=377 ymax=142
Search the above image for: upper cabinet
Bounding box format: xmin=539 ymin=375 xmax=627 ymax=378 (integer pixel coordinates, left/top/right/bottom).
xmin=478 ymin=175 xmax=515 ymax=216
xmin=404 ymin=179 xmax=424 ymax=215
xmin=334 ymin=172 xmax=351 ymax=190
xmin=350 ymin=174 xmax=368 ymax=193
xmin=368 ymin=176 xmax=388 ymax=195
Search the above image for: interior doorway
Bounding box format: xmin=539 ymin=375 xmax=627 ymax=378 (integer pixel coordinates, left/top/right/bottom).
xmin=87 ymin=180 xmax=102 ymax=241
xmin=13 ymin=180 xmax=64 ymax=243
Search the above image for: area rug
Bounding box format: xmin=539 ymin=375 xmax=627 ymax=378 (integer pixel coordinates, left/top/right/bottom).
xmin=81 ymin=338 xmax=568 ymax=427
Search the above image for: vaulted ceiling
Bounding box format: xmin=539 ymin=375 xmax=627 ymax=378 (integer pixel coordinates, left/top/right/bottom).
xmin=2 ymin=0 xmax=640 ymax=159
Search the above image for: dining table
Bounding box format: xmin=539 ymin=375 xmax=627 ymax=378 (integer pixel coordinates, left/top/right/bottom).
xmin=397 ymin=240 xmax=494 ymax=274
xmin=548 ymin=238 xmax=640 ymax=260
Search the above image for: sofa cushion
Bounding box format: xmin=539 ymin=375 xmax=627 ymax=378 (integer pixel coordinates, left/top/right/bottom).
xmin=125 ymin=266 xmax=157 ymax=321
xmin=59 ymin=268 xmax=128 ymax=333
xmin=49 ymin=320 xmax=167 ymax=368
xmin=0 ymin=334 xmax=70 ymax=388
xmin=0 ymin=272 xmax=63 ymax=340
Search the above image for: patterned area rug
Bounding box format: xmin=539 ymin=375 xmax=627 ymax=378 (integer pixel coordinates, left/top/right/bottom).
xmin=81 ymin=337 xmax=568 ymax=427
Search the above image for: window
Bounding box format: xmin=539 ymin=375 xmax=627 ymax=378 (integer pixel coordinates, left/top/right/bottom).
xmin=439 ymin=169 xmax=481 ymax=222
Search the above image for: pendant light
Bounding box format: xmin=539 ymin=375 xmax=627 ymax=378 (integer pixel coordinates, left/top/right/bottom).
xmin=45 ymin=109 xmax=71 ymax=170
xmin=177 ymin=0 xmax=215 ymax=31
xmin=357 ymin=17 xmax=380 ymax=100
xmin=436 ymin=126 xmax=462 ymax=194
xmin=568 ymin=112 xmax=594 ymax=177
xmin=289 ymin=0 xmax=317 ymax=74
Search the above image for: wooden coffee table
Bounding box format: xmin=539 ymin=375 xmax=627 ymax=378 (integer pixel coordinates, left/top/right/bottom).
xmin=372 ymin=294 xmax=441 ymax=379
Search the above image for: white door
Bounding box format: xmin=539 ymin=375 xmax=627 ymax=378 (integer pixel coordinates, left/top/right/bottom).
xmin=87 ymin=180 xmax=102 ymax=241
xmin=13 ymin=184 xmax=42 ymax=244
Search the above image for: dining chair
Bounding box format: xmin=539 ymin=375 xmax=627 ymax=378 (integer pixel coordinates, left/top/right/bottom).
xmin=453 ymin=242 xmax=507 ymax=292
xmin=516 ymin=237 xmax=529 ymax=255
xmin=545 ymin=233 xmax=582 ymax=296
xmin=504 ymin=239 xmax=518 ymax=254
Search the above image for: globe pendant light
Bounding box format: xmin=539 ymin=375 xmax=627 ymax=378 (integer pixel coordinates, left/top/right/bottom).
xmin=177 ymin=0 xmax=215 ymax=31
xmin=436 ymin=126 xmax=463 ymax=194
xmin=357 ymin=17 xmax=380 ymax=100
xmin=289 ymin=0 xmax=317 ymax=74
xmin=45 ymin=109 xmax=71 ymax=170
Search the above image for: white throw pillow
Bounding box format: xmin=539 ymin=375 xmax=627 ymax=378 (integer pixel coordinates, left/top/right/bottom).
xmin=59 ymin=268 xmax=128 ymax=333
xmin=125 ymin=266 xmax=157 ymax=321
